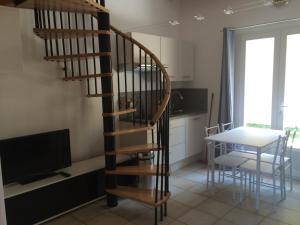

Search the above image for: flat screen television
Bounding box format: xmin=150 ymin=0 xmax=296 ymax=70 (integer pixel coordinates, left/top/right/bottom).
xmin=0 ymin=129 xmax=71 ymax=185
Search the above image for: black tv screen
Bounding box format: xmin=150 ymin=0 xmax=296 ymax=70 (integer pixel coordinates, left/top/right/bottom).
xmin=0 ymin=129 xmax=71 ymax=185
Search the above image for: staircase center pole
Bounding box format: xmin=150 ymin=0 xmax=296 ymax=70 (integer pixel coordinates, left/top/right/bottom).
xmin=97 ymin=0 xmax=118 ymax=207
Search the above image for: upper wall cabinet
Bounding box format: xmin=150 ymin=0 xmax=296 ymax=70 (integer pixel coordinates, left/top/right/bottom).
xmin=131 ymin=32 xmax=161 ymax=62
xmin=127 ymin=32 xmax=195 ymax=81
xmin=161 ymin=37 xmax=181 ymax=81
xmin=181 ymin=41 xmax=194 ymax=81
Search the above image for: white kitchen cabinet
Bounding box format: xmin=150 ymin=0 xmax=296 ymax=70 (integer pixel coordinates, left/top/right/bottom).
xmin=160 ymin=37 xmax=181 ymax=81
xmin=130 ymin=32 xmax=161 ymax=62
xmin=148 ymin=114 xmax=205 ymax=165
xmin=181 ymin=41 xmax=194 ymax=81
xmin=186 ymin=115 xmax=206 ymax=157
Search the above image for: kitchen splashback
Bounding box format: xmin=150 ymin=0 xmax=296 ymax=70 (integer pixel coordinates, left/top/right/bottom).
xmin=171 ymin=88 xmax=208 ymax=116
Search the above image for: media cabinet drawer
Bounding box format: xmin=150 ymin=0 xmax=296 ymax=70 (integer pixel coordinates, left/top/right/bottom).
xmin=5 ymin=170 xmax=105 ymax=225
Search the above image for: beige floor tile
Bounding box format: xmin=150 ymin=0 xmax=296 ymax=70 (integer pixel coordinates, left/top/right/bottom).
xmin=278 ymin=196 xmax=300 ymax=212
xmin=169 ymin=184 xmax=185 ymax=197
xmin=44 ymin=215 xmax=83 ymax=225
xmin=259 ymin=218 xmax=289 ymax=225
xmin=86 ymin=212 xmax=129 ymax=225
xmin=197 ymin=199 xmax=233 ymax=218
xmin=172 ymin=191 xmax=207 ymax=207
xmin=270 ymin=207 xmax=300 ymax=225
xmin=168 ymin=221 xmax=186 ymax=225
xmin=169 ymin=176 xmax=196 ymax=190
xmin=178 ymin=209 xmax=217 ymax=225
xmin=182 ymin=172 xmax=207 ymax=183
xmin=131 ymin=211 xmax=174 ymax=225
xmin=211 ymin=189 xmax=239 ymax=206
xmin=224 ymin=208 xmax=263 ymax=225
xmin=237 ymin=197 xmax=273 ymax=216
xmin=214 ymin=219 xmax=238 ymax=225
xmin=109 ymin=200 xmax=150 ymax=220
xmin=165 ymin=199 xmax=190 ymax=219
xmin=71 ymin=202 xmax=108 ymax=222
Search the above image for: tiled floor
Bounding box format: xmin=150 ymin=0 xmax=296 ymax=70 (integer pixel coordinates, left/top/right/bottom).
xmin=44 ymin=163 xmax=300 ymax=225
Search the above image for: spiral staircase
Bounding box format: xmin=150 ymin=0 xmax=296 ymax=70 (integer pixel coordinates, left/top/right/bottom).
xmin=0 ymin=0 xmax=171 ymax=224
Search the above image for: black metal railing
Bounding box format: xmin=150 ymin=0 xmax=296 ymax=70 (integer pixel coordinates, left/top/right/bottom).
xmin=33 ymin=1 xmax=170 ymax=224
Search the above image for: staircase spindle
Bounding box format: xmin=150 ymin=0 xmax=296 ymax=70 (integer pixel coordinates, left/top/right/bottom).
xmin=46 ymin=10 xmax=54 ymax=57
xmin=150 ymin=57 xmax=153 ymax=118
xmin=90 ymin=15 xmax=98 ymax=93
xmin=139 ymin=48 xmax=142 ymax=123
xmin=41 ymin=10 xmax=49 ymax=57
xmin=160 ymin=114 xmax=165 ymax=221
xmin=123 ymin=37 xmax=128 ymax=109
xmin=82 ymin=13 xmax=91 ymax=95
xmin=74 ymin=13 xmax=82 ymax=78
xmin=52 ymin=11 xmax=59 ymax=57
xmin=131 ymin=42 xmax=135 ymax=124
xmin=145 ymin=53 xmax=148 ymax=122
xmin=59 ymin=11 xmax=68 ymax=78
xmin=67 ymin=12 xmax=75 ymax=77
xmin=115 ymin=34 xmax=121 ymax=109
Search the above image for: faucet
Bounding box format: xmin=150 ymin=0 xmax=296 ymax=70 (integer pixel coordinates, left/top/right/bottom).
xmin=171 ymin=90 xmax=184 ymax=114
xmin=173 ymin=90 xmax=184 ymax=100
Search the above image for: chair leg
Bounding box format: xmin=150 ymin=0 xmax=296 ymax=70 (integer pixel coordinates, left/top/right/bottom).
xmin=206 ymin=163 xmax=210 ymax=190
xmin=273 ymin=174 xmax=276 ymax=209
xmin=290 ymin=164 xmax=293 ymax=191
xmin=283 ymin=167 xmax=286 ymax=200
xmin=244 ymin=172 xmax=247 ymax=195
xmin=218 ymin=165 xmax=221 ymax=184
xmin=232 ymin=167 xmax=236 ymax=200
xmin=240 ymin=170 xmax=244 ymax=202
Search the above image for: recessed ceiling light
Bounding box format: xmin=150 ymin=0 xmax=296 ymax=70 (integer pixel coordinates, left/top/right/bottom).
xmin=169 ymin=20 xmax=180 ymax=26
xmin=194 ymin=15 xmax=205 ymax=21
xmin=224 ymin=6 xmax=235 ymax=15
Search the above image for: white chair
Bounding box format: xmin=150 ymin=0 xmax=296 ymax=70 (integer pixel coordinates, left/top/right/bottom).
xmin=205 ymin=125 xmax=248 ymax=198
xmin=260 ymin=128 xmax=295 ymax=192
xmin=239 ymin=135 xmax=288 ymax=207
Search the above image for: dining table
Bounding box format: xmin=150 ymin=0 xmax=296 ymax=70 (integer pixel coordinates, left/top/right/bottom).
xmin=204 ymin=126 xmax=285 ymax=210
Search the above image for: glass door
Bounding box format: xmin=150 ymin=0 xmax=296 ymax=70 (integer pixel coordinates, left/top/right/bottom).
xmin=236 ymin=26 xmax=300 ymax=147
xmin=281 ymin=32 xmax=300 ymax=146
xmin=243 ymin=37 xmax=275 ymax=129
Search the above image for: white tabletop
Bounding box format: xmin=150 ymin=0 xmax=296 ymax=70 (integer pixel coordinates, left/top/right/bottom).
xmin=205 ymin=127 xmax=285 ymax=148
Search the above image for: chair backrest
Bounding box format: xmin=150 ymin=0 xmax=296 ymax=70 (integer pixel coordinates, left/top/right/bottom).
xmin=272 ymin=135 xmax=284 ymax=169
xmin=204 ymin=125 xmax=220 ymax=137
xmin=272 ymin=130 xmax=290 ymax=169
xmin=221 ymin=122 xmax=234 ymax=132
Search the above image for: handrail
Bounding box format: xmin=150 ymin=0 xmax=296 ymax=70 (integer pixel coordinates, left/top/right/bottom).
xmin=110 ymin=25 xmax=171 ymax=126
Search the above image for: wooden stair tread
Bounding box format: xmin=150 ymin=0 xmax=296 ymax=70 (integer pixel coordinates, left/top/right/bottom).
xmin=103 ymin=108 xmax=136 ymax=117
xmin=63 ymin=73 xmax=112 ymax=81
xmin=106 ymin=186 xmax=170 ymax=207
xmin=87 ymin=93 xmax=113 ymax=98
xmin=106 ymin=143 xmax=159 ymax=155
xmin=45 ymin=52 xmax=111 ymax=61
xmin=34 ymin=28 xmax=110 ymax=39
xmin=106 ymin=164 xmax=168 ymax=176
xmin=104 ymin=125 xmax=153 ymax=136
xmin=15 ymin=0 xmax=109 ymax=13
